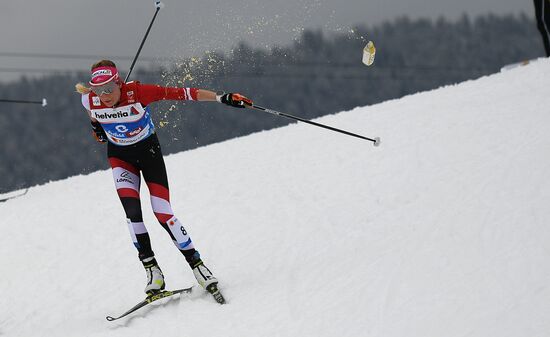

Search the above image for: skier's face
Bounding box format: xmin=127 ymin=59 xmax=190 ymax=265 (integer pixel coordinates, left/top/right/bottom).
xmin=97 ymin=84 xmax=121 ymax=107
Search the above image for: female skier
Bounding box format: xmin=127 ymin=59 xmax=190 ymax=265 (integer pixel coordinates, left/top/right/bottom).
xmin=76 ymin=60 xmax=252 ymax=303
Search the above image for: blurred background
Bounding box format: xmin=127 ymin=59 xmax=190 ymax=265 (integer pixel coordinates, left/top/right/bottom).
xmin=0 ymin=0 xmax=543 ymax=193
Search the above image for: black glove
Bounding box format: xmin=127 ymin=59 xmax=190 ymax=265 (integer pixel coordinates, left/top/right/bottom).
xmin=217 ymin=93 xmax=253 ymax=108
xmin=91 ymin=120 xmax=107 ymax=143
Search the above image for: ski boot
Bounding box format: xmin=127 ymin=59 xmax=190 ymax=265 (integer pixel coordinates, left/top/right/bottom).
xmin=189 ymin=252 xmax=225 ymax=304
xmin=142 ymin=257 xmax=165 ymax=295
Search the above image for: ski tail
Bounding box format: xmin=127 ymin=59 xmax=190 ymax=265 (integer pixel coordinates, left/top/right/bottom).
xmin=106 ymin=287 xmax=192 ymax=321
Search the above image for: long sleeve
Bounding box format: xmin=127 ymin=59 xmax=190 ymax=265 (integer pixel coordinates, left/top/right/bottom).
xmin=137 ymin=83 xmax=199 ymax=106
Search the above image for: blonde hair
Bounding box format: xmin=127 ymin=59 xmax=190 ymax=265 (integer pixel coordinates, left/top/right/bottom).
xmin=75 ymin=60 xmax=118 ymax=95
xmin=75 ymin=82 xmax=91 ymax=94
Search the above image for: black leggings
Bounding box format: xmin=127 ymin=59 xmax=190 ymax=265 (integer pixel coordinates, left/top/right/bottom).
xmin=108 ymin=134 xmax=196 ymax=262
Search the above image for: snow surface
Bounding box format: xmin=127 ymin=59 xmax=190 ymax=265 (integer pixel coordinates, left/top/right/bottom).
xmin=2 ymin=59 xmax=550 ymax=337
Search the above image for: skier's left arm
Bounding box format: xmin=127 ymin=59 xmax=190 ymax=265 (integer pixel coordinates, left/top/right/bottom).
xmin=138 ymin=83 xmax=253 ymax=108
xmin=213 ymin=91 xmax=253 ymax=108
xmin=196 ymin=89 xmax=253 ymax=108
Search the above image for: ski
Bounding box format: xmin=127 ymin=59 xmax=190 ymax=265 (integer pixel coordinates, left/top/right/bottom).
xmin=207 ymin=283 xmax=226 ymax=304
xmin=0 ymin=188 xmax=29 ymax=203
xmin=106 ymin=287 xmax=192 ymax=321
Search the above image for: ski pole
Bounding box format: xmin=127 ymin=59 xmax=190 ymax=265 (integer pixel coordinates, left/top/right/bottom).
xmin=125 ymin=1 xmax=165 ymax=82
xmin=0 ymin=98 xmax=47 ymax=107
xmin=250 ymin=104 xmax=380 ymax=146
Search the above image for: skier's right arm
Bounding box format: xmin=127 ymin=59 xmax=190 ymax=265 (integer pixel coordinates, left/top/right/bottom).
xmin=90 ymin=119 xmax=108 ymax=143
xmin=82 ymin=93 xmax=107 ymax=143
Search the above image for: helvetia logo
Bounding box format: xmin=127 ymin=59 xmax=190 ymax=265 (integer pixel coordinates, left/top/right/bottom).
xmin=95 ymin=111 xmax=130 ymax=119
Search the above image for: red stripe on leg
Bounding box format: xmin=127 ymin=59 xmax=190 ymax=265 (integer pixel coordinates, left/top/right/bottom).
xmin=117 ymin=188 xmax=140 ymax=199
xmin=147 ymin=182 xmax=170 ymax=201
xmin=154 ymin=212 xmax=173 ymax=224
xmin=109 ymin=157 xmax=139 ymax=175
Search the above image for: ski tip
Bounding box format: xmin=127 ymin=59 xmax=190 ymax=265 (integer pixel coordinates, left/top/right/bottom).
xmin=373 ymin=137 xmax=381 ymax=147
xmin=106 ymin=316 xmax=116 ymax=321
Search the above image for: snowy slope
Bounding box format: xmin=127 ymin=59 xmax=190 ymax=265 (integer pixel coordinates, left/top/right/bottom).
xmin=1 ymin=59 xmax=550 ymax=337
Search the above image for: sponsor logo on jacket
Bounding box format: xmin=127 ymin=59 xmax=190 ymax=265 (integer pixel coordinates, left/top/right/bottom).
xmin=92 ymin=96 xmax=101 ymax=106
xmin=95 ymin=111 xmax=130 ymax=120
xmin=127 ymin=127 xmax=143 ymax=137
